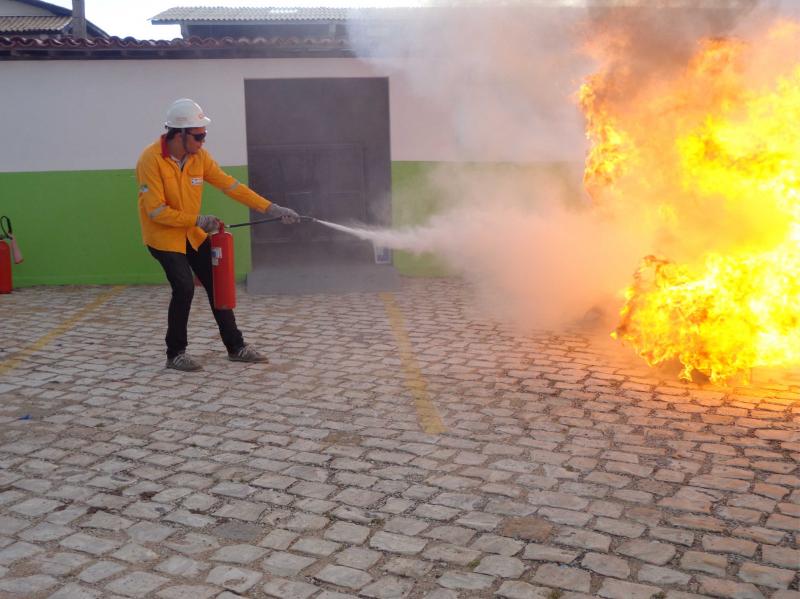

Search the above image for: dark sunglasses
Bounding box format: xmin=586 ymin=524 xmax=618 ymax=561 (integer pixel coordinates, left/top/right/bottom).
xmin=185 ymin=131 xmax=206 ymax=142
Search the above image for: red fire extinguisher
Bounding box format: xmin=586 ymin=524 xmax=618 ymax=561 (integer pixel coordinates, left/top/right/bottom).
xmin=0 ymin=216 xmax=23 ymax=294
xmin=210 ymin=222 xmax=236 ymax=310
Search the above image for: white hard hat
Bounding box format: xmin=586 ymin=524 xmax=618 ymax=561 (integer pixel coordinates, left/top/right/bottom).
xmin=165 ymin=98 xmax=211 ymax=129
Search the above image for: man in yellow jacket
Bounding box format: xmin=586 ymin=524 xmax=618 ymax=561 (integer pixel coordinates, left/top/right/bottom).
xmin=137 ymin=98 xmax=298 ymax=372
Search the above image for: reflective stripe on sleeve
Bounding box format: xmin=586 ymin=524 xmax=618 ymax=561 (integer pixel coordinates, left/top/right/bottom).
xmin=225 ymin=181 xmax=239 ymax=192
xmin=148 ymin=205 xmax=166 ymax=219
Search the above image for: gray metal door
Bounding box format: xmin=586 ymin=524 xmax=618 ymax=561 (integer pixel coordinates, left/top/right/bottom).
xmin=244 ymin=78 xmax=391 ymax=251
xmin=247 ymin=143 xmax=366 ymax=244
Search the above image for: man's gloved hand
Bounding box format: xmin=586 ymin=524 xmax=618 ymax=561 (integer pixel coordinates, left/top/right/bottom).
xmin=196 ymin=214 xmax=220 ymax=233
xmin=266 ymin=204 xmax=300 ymax=224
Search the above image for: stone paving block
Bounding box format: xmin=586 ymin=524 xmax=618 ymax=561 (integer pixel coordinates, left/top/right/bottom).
xmin=210 ymin=543 xmax=267 ymax=564
xmin=0 ymin=539 xmax=44 ymax=564
xmin=456 ymin=511 xmax=502 ymax=531
xmin=697 ymin=576 xmax=765 ymax=599
xmin=470 ymin=533 xmax=524 ymax=556
xmin=423 ymin=590 xmax=459 ymax=599
xmin=681 ymin=550 xmax=729 ymax=576
xmin=112 ymin=543 xmax=160 ymax=563
xmin=154 ymin=555 xmax=208 ymax=577
xmin=164 ymin=533 xmax=219 ymax=555
xmin=531 ymin=563 xmax=591 ymax=593
xmin=126 ymin=521 xmax=174 ymax=544
xmin=500 ymin=516 xmax=553 ymax=542
xmin=618 ymin=539 xmax=677 ymax=565
xmin=761 ymin=545 xmax=800 ymax=569
xmin=162 ymin=509 xmax=215 ymax=528
xmin=593 ymin=516 xmax=646 ymax=538
xmin=0 ymin=515 xmax=29 ymax=535
xmin=314 ymin=564 xmax=373 ymax=589
xmin=47 ymin=583 xmax=102 ymax=599
xmin=34 ymin=552 xmax=91 ymax=576
xmin=422 ymin=542 xmax=481 ymax=566
xmin=358 ymin=575 xmax=414 ymax=599
xmin=205 ymin=565 xmax=261 ymax=593
xmin=336 ymin=546 xmax=382 ymax=569
xmin=212 ymin=500 xmax=266 ymax=521
xmin=473 ymin=554 xmax=525 ymax=577
xmin=436 ymin=571 xmax=494 ymax=590
xmin=637 ymin=564 xmax=691 ymax=586
xmin=737 ymin=561 xmax=796 ymax=589
xmin=105 ymin=571 xmax=170 ymax=597
xmin=424 ymin=524 xmax=477 ymax=545
xmin=259 ymin=528 xmax=298 ymax=550
xmin=78 ymin=561 xmax=127 ymax=583
xmin=263 ymin=578 xmax=320 ymax=598
xmin=496 ymin=581 xmax=551 ymax=598
xmin=19 ymin=522 xmax=74 ymax=542
xmin=597 ymin=579 xmax=661 ymax=599
xmin=262 ymin=551 xmax=317 ymax=576
xmin=155 ymin=585 xmax=218 ymax=599
xmin=382 ymin=556 xmax=433 ymax=578
xmin=0 ymin=575 xmax=58 ymax=594
xmin=701 ymin=535 xmax=758 ymax=557
xmin=325 ymin=521 xmax=371 ymax=544
xmin=581 ymin=551 xmax=630 ymax=578
xmin=291 ymin=536 xmax=341 ymax=556
xmin=282 ymin=513 xmax=329 ymax=531
xmin=522 ymin=543 xmax=579 ymax=563
xmin=384 ymin=516 xmax=429 ymax=536
xmin=555 ymin=527 xmax=611 ymax=552
xmin=370 ymin=531 xmax=427 ymax=554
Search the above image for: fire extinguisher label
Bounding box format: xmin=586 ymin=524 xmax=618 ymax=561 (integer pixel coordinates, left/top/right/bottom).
xmin=211 ymin=246 xmax=222 ymax=266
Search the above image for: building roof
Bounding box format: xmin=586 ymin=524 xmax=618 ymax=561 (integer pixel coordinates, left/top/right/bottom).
xmin=151 ymin=0 xmax=758 ymax=24
xmin=2 ymin=0 xmax=108 ymax=37
xmin=153 ymin=7 xmax=351 ymax=23
xmin=0 ymin=15 xmax=71 ymax=33
xmin=0 ymin=34 xmax=352 ymax=59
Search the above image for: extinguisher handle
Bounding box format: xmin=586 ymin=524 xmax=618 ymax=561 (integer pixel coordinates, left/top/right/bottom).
xmin=217 ymin=221 xmax=225 ymax=234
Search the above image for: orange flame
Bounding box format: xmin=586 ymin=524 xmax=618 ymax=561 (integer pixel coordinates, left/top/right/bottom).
xmin=581 ymin=20 xmax=800 ymax=383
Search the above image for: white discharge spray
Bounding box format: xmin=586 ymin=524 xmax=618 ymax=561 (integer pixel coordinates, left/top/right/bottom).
xmin=314 ymin=218 xmax=437 ymax=254
xmin=313 ymin=206 xmax=652 ymax=330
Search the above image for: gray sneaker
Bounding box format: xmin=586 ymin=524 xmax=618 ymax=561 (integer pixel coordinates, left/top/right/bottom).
xmin=228 ymin=344 xmax=269 ymax=363
xmin=166 ymin=352 xmax=203 ymax=371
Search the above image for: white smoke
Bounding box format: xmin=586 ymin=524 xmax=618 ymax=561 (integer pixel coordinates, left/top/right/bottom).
xmin=343 ymin=1 xmax=769 ymax=329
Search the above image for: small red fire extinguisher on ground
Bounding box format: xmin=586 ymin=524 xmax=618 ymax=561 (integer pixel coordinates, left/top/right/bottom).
xmin=0 ymin=216 xmax=24 ymax=294
xmin=210 ymin=222 xmax=236 ymax=310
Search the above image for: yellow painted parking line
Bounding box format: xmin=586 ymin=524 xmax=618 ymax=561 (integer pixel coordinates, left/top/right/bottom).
xmin=380 ymin=292 xmax=446 ymax=435
xmin=0 ymin=286 xmax=126 ymax=376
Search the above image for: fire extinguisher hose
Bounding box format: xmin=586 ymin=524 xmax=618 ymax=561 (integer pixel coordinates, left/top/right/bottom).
xmin=0 ymin=216 xmax=12 ymax=240
xmin=227 ymin=215 xmax=315 ymax=229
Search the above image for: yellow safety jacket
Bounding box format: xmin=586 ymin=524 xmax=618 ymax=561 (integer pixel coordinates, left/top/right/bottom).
xmin=137 ymin=136 xmax=271 ymax=252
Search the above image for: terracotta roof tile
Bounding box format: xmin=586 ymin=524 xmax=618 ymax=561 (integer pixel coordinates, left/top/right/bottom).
xmin=0 ymin=34 xmax=353 ymax=59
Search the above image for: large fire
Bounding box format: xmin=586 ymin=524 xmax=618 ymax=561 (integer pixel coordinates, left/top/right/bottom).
xmin=580 ymin=20 xmax=800 ymax=383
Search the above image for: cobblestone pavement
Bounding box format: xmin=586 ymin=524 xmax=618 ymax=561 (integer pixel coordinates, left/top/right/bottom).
xmin=0 ymin=279 xmax=798 ymax=599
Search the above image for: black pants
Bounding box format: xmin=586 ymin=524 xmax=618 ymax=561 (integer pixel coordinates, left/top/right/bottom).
xmin=148 ymin=239 xmax=244 ymax=359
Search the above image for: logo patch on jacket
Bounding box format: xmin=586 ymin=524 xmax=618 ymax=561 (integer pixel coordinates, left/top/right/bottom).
xmin=191 ymin=177 xmax=203 ymax=186
xmin=139 ymin=184 xmax=149 ymax=193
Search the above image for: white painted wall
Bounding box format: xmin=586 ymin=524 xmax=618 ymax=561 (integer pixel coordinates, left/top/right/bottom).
xmin=0 ymin=56 xmax=587 ymax=173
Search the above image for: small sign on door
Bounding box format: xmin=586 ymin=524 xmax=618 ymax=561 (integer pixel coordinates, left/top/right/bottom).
xmin=373 ymin=245 xmax=391 ymax=265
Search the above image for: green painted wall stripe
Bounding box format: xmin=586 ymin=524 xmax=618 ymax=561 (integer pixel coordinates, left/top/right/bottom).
xmin=1 ymin=166 xmax=254 ymax=287
xmin=1 ymin=161 xmax=580 ymax=287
